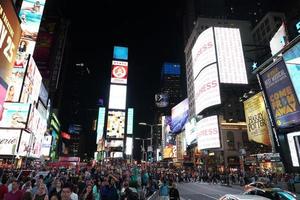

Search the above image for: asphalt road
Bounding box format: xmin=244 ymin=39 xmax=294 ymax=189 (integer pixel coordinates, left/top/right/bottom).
xmin=177 ymin=182 xmax=244 ymax=200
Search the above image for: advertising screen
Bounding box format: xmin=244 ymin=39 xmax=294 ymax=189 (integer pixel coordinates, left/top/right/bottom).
xmin=29 ymin=131 xmax=44 ymax=158
xmin=283 ymin=41 xmax=300 ymax=104
xmin=96 ymin=107 xmax=105 ymax=144
xmin=110 ymin=152 xmax=123 ymax=158
xmin=41 ymin=135 xmax=52 ymax=156
xmin=105 ymin=140 xmax=124 ymax=148
xmin=39 ymin=82 xmax=48 ymax=107
xmin=287 ymin=131 xmax=300 ymax=167
xmin=18 ymin=130 xmax=31 ymax=156
xmin=108 ymin=84 xmax=127 ymax=110
xmin=270 ymin=23 xmax=287 ymax=56
xmin=163 ymin=145 xmax=177 ymax=159
xmin=106 ymin=111 xmax=125 ymax=139
xmin=194 ymin=64 xmax=221 ymax=115
xmin=20 ymin=56 xmax=42 ymax=104
xmin=127 ymin=108 xmax=133 ymax=134
xmin=155 ymin=93 xmax=169 ymax=108
xmin=185 ymin=118 xmax=197 ymax=145
xmin=0 ymin=129 xmax=21 ymax=155
xmin=196 ymin=115 xmax=220 ymax=150
xmin=162 ymin=63 xmax=180 ymax=75
xmin=5 ymin=54 xmax=29 ymax=102
xmin=171 ymin=98 xmax=189 ymax=134
xmin=0 ymin=0 xmax=22 ymax=86
xmin=192 ymin=27 xmax=216 ymax=79
xmin=0 ymin=102 xmax=30 ymax=128
xmin=111 ymin=60 xmax=128 ymax=84
xmin=260 ymin=59 xmax=300 ymax=128
xmin=214 ymin=27 xmax=248 ymax=84
xmin=244 ymin=92 xmax=271 ymax=146
xmin=162 ymin=116 xmax=175 ymax=147
xmin=113 ymin=46 xmax=128 ymax=60
xmin=125 ymin=137 xmax=133 ymax=155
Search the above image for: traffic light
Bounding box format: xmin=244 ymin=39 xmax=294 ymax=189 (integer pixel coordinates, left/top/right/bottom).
xmin=147 ymin=152 xmax=153 ymax=162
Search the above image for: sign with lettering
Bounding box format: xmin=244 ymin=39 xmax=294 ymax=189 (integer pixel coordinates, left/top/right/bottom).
xmin=260 ymin=59 xmax=300 ymax=128
xmin=0 ymin=129 xmax=21 ymax=155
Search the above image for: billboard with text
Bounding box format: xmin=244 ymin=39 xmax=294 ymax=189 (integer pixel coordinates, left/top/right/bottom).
xmin=0 ymin=129 xmax=21 ymax=155
xmin=106 ymin=111 xmax=125 ymax=139
xmin=171 ymin=98 xmax=189 ymax=134
xmin=0 ymin=102 xmax=30 ymax=128
xmin=111 ymin=60 xmax=128 ymax=84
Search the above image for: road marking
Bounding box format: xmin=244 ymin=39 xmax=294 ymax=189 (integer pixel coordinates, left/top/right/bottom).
xmin=199 ymin=193 xmax=219 ymax=199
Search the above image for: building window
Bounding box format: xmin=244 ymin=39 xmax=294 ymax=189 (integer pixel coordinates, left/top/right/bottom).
xmin=227 ymin=131 xmax=235 ymax=150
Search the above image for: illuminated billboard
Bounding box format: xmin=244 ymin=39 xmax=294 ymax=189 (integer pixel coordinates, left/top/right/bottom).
xmin=244 ymin=92 xmax=271 ymax=146
xmin=287 ymin=131 xmax=300 ymax=167
xmin=108 ymin=84 xmax=127 ymax=110
xmin=214 ymin=27 xmax=248 ymax=84
xmin=96 ymin=107 xmax=105 ymax=144
xmin=185 ymin=118 xmax=197 ymax=145
xmin=111 ymin=60 xmax=128 ymax=84
xmin=105 ymin=140 xmax=124 ymax=148
xmin=171 ymin=98 xmax=189 ymax=134
xmin=110 ymin=152 xmax=123 ymax=158
xmin=0 ymin=0 xmax=22 ymax=112
xmin=196 ymin=115 xmax=220 ymax=150
xmin=163 ymin=145 xmax=176 ymax=159
xmin=162 ymin=63 xmax=180 ymax=75
xmin=270 ymin=23 xmax=287 ymax=56
xmin=127 ymin=108 xmax=133 ymax=134
xmin=155 ymin=93 xmax=169 ymax=108
xmin=125 ymin=137 xmax=133 ymax=155
xmin=0 ymin=129 xmax=21 ymax=155
xmin=113 ymin=46 xmax=128 ymax=60
xmin=194 ymin=64 xmax=221 ymax=115
xmin=283 ymin=41 xmax=300 ymax=104
xmin=106 ymin=111 xmax=125 ymax=139
xmin=0 ymin=102 xmax=30 ymax=128
xmin=20 ymin=56 xmax=42 ymax=104
xmin=18 ymin=130 xmax=31 ymax=156
xmin=39 ymin=83 xmax=48 ymax=107
xmin=192 ymin=27 xmax=216 ymax=79
xmin=260 ymin=59 xmax=300 ymax=128
xmin=41 ymin=135 xmax=52 ymax=156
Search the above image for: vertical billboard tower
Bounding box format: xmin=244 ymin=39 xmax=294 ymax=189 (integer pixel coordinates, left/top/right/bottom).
xmin=105 ymin=46 xmax=129 ymax=158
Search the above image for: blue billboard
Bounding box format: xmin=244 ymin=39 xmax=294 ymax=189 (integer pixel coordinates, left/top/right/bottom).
xmin=171 ymin=98 xmax=189 ymax=134
xmin=113 ymin=46 xmax=128 ymax=60
xmin=260 ymin=59 xmax=300 ymax=128
xmin=162 ymin=63 xmax=180 ymax=75
xmin=283 ymin=41 xmax=300 ymax=105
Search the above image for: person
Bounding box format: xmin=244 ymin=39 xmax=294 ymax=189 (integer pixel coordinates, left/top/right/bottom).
xmin=33 ymin=184 xmax=48 ymax=200
xmin=22 ymin=192 xmax=32 ymax=200
xmin=22 ymin=1 xmax=41 ymax=13
xmin=4 ymin=179 xmax=23 ymax=200
xmin=159 ymin=181 xmax=169 ymax=200
xmin=18 ymin=41 xmax=27 ymax=53
xmin=5 ymin=86 xmax=15 ymax=102
xmin=92 ymin=180 xmax=101 ymax=200
xmin=0 ymin=176 xmax=8 ymax=200
xmin=81 ymin=184 xmax=93 ymax=200
xmin=61 ymin=184 xmax=72 ymax=200
xmin=169 ymin=183 xmax=180 ymax=200
xmin=49 ymin=179 xmax=62 ymax=200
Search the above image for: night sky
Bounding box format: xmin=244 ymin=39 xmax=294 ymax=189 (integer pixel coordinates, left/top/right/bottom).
xmin=57 ymin=1 xmax=185 ymax=128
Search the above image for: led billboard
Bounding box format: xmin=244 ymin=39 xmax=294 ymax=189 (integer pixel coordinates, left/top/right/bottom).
xmin=125 ymin=137 xmax=133 ymax=155
xmin=163 ymin=145 xmax=177 ymax=159
xmin=39 ymin=82 xmax=48 ymax=107
xmin=127 ymin=108 xmax=133 ymax=134
xmin=18 ymin=130 xmax=31 ymax=156
xmin=194 ymin=64 xmax=221 ymax=115
xmin=287 ymin=131 xmax=300 ymax=167
xmin=41 ymin=135 xmax=52 ymax=156
xmin=162 ymin=63 xmax=180 ymax=75
xmin=106 ymin=111 xmax=125 ymax=139
xmin=96 ymin=107 xmax=105 ymax=144
xmin=108 ymin=84 xmax=127 ymax=110
xmin=105 ymin=140 xmax=124 ymax=148
xmin=0 ymin=102 xmax=30 ymax=128
xmin=185 ymin=118 xmax=197 ymax=145
xmin=192 ymin=27 xmax=216 ymax=79
xmin=0 ymin=0 xmax=22 ymax=113
xmin=244 ymin=92 xmax=271 ymax=146
xmin=113 ymin=46 xmax=128 ymax=60
xmin=111 ymin=60 xmax=128 ymax=84
xmin=155 ymin=93 xmax=169 ymax=108
xmin=0 ymin=129 xmax=21 ymax=155
xmin=270 ymin=23 xmax=287 ymax=56
xmin=110 ymin=152 xmax=123 ymax=158
xmin=171 ymin=98 xmax=189 ymax=134
xmin=196 ymin=115 xmax=220 ymax=150
xmin=283 ymin=41 xmax=300 ymax=104
xmin=260 ymin=59 xmax=300 ymax=128
xmin=214 ymin=27 xmax=248 ymax=84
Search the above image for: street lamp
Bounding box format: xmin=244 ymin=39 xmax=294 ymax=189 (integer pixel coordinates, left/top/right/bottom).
xmin=134 ymin=137 xmax=151 ymax=161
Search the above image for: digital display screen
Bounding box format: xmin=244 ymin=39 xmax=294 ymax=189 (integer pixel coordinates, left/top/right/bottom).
xmin=287 ymin=131 xmax=300 ymax=167
xmin=108 ymin=84 xmax=127 ymax=110
xmin=113 ymin=46 xmax=128 ymax=60
xmin=0 ymin=129 xmax=21 ymax=155
xmin=0 ymin=102 xmax=30 ymax=128
xmin=127 ymin=108 xmax=134 ymax=134
xmin=125 ymin=137 xmax=133 ymax=155
xmin=106 ymin=111 xmax=125 ymax=139
xmin=171 ymin=98 xmax=189 ymax=134
xmin=111 ymin=60 xmax=128 ymax=84
xmin=96 ymin=107 xmax=105 ymax=144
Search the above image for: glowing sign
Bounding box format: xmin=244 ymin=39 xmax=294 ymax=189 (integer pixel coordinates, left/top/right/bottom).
xmin=127 ymin=108 xmax=133 ymax=134
xmin=108 ymin=84 xmax=127 ymax=110
xmin=0 ymin=129 xmax=21 ymax=155
xmin=111 ymin=60 xmax=128 ymax=84
xmin=269 ymin=23 xmax=288 ymax=56
xmin=287 ymin=131 xmax=300 ymax=167
xmin=113 ymin=46 xmax=128 ymax=60
xmin=0 ymin=102 xmax=30 ymax=128
xmin=106 ymin=111 xmax=125 ymax=139
xmin=96 ymin=107 xmax=105 ymax=144
xmin=296 ymin=21 xmax=300 ymax=34
xmin=125 ymin=137 xmax=133 ymax=155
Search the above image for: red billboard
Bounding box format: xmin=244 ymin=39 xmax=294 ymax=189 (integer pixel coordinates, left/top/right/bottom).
xmin=111 ymin=60 xmax=128 ymax=84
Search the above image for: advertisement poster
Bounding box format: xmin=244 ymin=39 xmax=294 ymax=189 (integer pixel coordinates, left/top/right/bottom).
xmin=108 ymin=84 xmax=127 ymax=110
xmin=194 ymin=64 xmax=221 ymax=115
xmin=111 ymin=60 xmax=128 ymax=84
xmin=96 ymin=107 xmax=105 ymax=144
xmin=196 ymin=115 xmax=220 ymax=150
xmin=171 ymin=98 xmax=189 ymax=134
xmin=18 ymin=130 xmax=31 ymax=156
xmin=41 ymin=135 xmax=52 ymax=156
xmin=0 ymin=129 xmax=21 ymax=155
xmin=125 ymin=137 xmax=133 ymax=155
xmin=127 ymin=108 xmax=133 ymax=134
xmin=113 ymin=46 xmax=128 ymax=60
xmin=155 ymin=93 xmax=169 ymax=108
xmin=163 ymin=145 xmax=177 ymax=159
xmin=0 ymin=0 xmax=22 ymax=117
xmin=244 ymin=92 xmax=271 ymax=146
xmin=283 ymin=41 xmax=300 ymax=104
xmin=0 ymin=102 xmax=30 ymax=128
xmin=287 ymin=131 xmax=300 ymax=167
xmin=192 ymin=27 xmax=216 ymax=79
xmin=260 ymin=59 xmax=300 ymax=128
xmin=106 ymin=111 xmax=125 ymax=139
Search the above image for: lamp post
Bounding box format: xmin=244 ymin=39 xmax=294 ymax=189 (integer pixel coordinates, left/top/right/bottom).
xmin=134 ymin=137 xmax=151 ymax=161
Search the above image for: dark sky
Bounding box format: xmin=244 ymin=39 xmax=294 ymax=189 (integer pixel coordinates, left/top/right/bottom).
xmin=58 ymin=1 xmax=185 ymax=125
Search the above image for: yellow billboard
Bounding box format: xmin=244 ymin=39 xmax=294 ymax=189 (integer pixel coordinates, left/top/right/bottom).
xmin=244 ymin=92 xmax=271 ymax=146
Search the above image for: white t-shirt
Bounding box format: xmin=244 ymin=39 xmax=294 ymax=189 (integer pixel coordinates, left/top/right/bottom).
xmin=70 ymin=192 xmax=78 ymax=200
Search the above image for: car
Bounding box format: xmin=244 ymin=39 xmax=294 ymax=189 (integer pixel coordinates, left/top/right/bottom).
xmin=219 ymin=194 xmax=271 ymax=200
xmin=243 ymin=188 xmax=297 ymax=200
xmin=244 ymin=182 xmax=268 ymax=191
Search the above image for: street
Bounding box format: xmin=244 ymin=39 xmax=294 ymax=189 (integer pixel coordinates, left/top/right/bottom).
xmin=177 ymin=182 xmax=244 ymax=200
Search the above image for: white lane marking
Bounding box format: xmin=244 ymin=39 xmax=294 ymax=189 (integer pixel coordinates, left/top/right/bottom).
xmin=199 ymin=193 xmax=218 ymax=200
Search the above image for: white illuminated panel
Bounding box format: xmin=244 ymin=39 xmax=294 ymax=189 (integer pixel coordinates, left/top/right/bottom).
xmin=18 ymin=130 xmax=31 ymax=156
xmin=110 ymin=152 xmax=123 ymax=158
xmin=270 ymin=23 xmax=287 ymax=56
xmin=194 ymin=64 xmax=221 ymax=115
xmin=108 ymin=84 xmax=127 ymax=110
xmin=41 ymin=135 xmax=52 ymax=156
xmin=214 ymin=27 xmax=248 ymax=84
xmin=125 ymin=137 xmax=133 ymax=155
xmin=196 ymin=115 xmax=220 ymax=150
xmin=106 ymin=111 xmax=125 ymax=139
xmin=127 ymin=108 xmax=134 ymax=134
xmin=0 ymin=129 xmax=21 ymax=155
xmin=96 ymin=107 xmax=106 ymax=144
xmin=111 ymin=60 xmax=128 ymax=84
xmin=287 ymin=131 xmax=300 ymax=167
xmin=192 ymin=27 xmax=216 ymax=79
